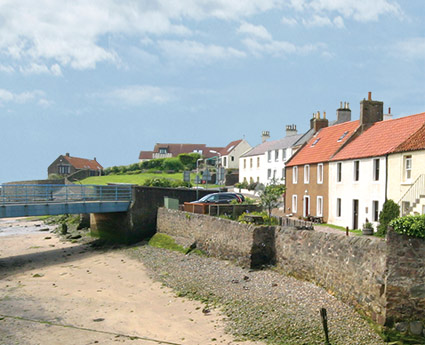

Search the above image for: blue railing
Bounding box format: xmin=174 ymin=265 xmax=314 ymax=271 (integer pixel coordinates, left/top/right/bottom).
xmin=0 ymin=184 xmax=132 ymax=205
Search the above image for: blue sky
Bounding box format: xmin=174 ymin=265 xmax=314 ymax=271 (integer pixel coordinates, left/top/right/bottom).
xmin=1 ymin=0 xmax=424 ymax=183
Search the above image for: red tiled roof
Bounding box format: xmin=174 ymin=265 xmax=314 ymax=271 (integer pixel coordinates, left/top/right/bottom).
xmin=139 ymin=151 xmax=153 ymax=159
xmin=286 ymin=120 xmax=360 ymax=167
xmin=332 ymin=112 xmax=425 ymax=161
xmin=219 ymin=139 xmax=242 ymax=155
xmin=64 ymin=155 xmax=103 ymax=170
xmin=393 ymin=118 xmax=425 ymax=153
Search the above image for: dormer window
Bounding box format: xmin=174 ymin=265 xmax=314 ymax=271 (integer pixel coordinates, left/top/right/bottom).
xmin=159 ymin=148 xmax=168 ymax=154
xmin=337 ymin=131 xmax=349 ymax=142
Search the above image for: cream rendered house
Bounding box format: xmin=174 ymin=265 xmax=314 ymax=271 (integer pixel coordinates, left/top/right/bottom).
xmin=219 ymin=139 xmax=251 ymax=170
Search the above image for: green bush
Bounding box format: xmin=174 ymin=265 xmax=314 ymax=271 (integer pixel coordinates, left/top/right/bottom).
xmin=377 ymin=200 xmax=400 ymax=237
xmin=142 ymin=177 xmax=191 ymax=188
xmin=237 ymin=211 xmax=278 ymax=225
xmin=177 ymin=153 xmax=201 ymax=170
xmin=162 ymin=157 xmax=184 ymax=172
xmin=390 ymin=215 xmax=425 ymax=238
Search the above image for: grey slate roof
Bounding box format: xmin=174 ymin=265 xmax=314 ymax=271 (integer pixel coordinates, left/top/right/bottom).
xmin=241 ymin=134 xmax=303 ymax=157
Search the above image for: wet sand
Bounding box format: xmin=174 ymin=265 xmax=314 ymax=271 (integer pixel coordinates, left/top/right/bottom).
xmin=0 ymin=219 xmax=263 ymax=345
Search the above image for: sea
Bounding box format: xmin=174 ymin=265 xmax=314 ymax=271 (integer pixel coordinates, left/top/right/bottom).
xmin=0 ymin=218 xmax=54 ymax=237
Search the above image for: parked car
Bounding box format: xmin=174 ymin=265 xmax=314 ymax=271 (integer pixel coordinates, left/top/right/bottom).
xmin=190 ymin=192 xmax=244 ymax=204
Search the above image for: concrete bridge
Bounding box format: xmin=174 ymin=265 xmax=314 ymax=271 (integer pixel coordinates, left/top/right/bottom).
xmin=0 ymin=184 xmax=132 ymax=218
xmin=1 ymin=184 xmax=212 ymax=243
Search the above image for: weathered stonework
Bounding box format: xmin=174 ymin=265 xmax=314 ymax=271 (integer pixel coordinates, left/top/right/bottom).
xmin=157 ymin=208 xmax=275 ymax=268
xmin=157 ymin=208 xmax=425 ymax=329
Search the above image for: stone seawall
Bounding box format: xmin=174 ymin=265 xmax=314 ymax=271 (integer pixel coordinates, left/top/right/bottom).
xmin=157 ymin=208 xmax=425 ymax=328
xmin=157 ymin=208 xmax=275 ymax=268
xmin=275 ymin=227 xmax=387 ymax=324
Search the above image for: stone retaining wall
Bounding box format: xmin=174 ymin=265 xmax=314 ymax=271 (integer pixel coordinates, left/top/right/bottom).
xmin=157 ymin=208 xmax=275 ymax=268
xmin=157 ymin=208 xmax=425 ymax=329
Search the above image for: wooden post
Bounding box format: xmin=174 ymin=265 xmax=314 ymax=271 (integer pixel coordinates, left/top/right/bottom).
xmin=346 ymin=226 xmax=349 ymax=236
xmin=320 ymin=308 xmax=330 ymax=344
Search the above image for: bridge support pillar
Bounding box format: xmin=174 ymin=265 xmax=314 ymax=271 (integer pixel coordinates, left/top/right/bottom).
xmin=90 ymin=212 xmax=132 ymax=243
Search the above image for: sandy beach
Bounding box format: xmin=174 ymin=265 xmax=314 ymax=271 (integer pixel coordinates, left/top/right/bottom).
xmin=0 ymin=218 xmax=263 ymax=345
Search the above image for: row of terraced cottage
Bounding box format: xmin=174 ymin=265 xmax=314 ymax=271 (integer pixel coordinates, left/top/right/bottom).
xmin=239 ymin=92 xmax=425 ymax=231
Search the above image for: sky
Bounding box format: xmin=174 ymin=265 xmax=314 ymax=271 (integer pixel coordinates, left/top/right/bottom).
xmin=0 ymin=0 xmax=424 ymax=183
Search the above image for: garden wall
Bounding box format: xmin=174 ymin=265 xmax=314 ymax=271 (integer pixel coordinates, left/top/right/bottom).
xmin=157 ymin=208 xmax=425 ymax=328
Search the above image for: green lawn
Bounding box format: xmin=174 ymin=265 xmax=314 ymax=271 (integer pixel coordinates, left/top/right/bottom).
xmin=79 ymin=172 xmax=221 ymax=189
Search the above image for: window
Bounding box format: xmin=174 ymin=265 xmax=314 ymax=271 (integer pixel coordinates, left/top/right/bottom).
xmin=337 ymin=131 xmax=349 ymax=142
xmin=223 ymin=157 xmax=227 ymax=167
xmin=336 ymin=198 xmax=342 ymax=217
xmin=243 ymin=159 xmax=246 ymax=169
xmin=250 ymin=158 xmax=253 ymax=168
xmin=282 ymin=168 xmax=285 ymax=180
xmin=311 ymin=138 xmax=320 ymax=146
xmin=273 ymin=170 xmax=276 ymax=179
xmin=267 ymin=169 xmax=272 ymax=179
xmin=317 ymin=196 xmax=323 ymax=217
xmin=337 ymin=162 xmax=342 ymax=182
xmin=282 ymin=149 xmax=287 ymax=161
xmin=292 ymin=195 xmax=298 ymax=213
xmin=257 ymin=157 xmax=260 ymax=168
xmin=404 ymin=155 xmax=412 ymax=182
xmin=159 ymin=148 xmax=168 ymax=154
xmin=317 ymin=163 xmax=323 ymax=184
xmin=373 ymin=159 xmax=380 ymax=181
xmin=372 ymin=201 xmax=379 ymax=222
xmin=354 ymin=160 xmax=360 ymax=181
xmin=231 ymin=156 xmax=234 ymax=161
xmin=267 ymin=151 xmax=272 ymax=162
xmin=275 ymin=150 xmax=279 ymax=162
xmin=304 ymin=165 xmax=310 ymax=184
xmin=58 ymin=165 xmax=70 ymax=174
xmin=293 ymin=166 xmax=298 ymax=184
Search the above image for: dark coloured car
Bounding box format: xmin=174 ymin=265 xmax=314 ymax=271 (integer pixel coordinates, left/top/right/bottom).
xmin=190 ymin=192 xmax=244 ymax=204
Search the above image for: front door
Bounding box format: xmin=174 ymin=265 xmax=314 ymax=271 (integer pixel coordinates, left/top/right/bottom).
xmin=353 ymin=199 xmax=359 ymax=229
xmin=303 ymin=196 xmax=310 ymax=218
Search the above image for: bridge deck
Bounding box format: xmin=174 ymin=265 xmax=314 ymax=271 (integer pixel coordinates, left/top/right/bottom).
xmin=0 ymin=184 xmax=132 ymax=218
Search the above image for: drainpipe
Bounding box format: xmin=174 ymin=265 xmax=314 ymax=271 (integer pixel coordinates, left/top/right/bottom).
xmin=385 ymin=154 xmax=388 ymax=201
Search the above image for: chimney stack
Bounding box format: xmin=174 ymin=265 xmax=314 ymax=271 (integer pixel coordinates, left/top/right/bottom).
xmin=336 ymin=101 xmax=351 ymax=124
xmin=94 ymin=157 xmax=97 ymax=161
xmin=360 ymin=92 xmax=383 ymax=127
xmin=261 ymin=130 xmax=270 ymax=143
xmin=285 ymin=124 xmax=297 ymax=137
xmin=66 ymin=152 xmax=70 ymax=157
xmin=310 ymin=111 xmax=329 ymax=132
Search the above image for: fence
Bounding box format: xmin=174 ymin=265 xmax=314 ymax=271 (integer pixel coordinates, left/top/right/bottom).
xmin=0 ymin=184 xmax=132 ymax=205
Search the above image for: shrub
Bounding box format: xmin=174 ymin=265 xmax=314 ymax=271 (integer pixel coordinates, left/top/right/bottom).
xmin=177 ymin=153 xmax=201 ymax=170
xmin=238 ymin=211 xmax=278 ymax=225
xmin=142 ymin=177 xmax=190 ymax=188
xmin=390 ymin=215 xmax=425 ymax=238
xmin=247 ymin=182 xmax=258 ymax=191
xmin=230 ymin=197 xmax=256 ymax=205
xmin=162 ymin=157 xmax=184 ymax=172
xmin=377 ymin=199 xmax=400 ymax=237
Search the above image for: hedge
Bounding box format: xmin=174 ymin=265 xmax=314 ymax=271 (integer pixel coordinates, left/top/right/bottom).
xmin=390 ymin=214 xmax=425 ymax=239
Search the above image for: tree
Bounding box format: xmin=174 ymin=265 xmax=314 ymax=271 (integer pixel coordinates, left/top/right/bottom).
xmin=259 ymin=179 xmax=285 ymax=223
xmin=377 ymin=199 xmax=400 ymax=236
xmin=177 ymin=153 xmax=201 ymax=170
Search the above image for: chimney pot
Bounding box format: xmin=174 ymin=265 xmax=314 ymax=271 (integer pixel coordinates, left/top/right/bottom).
xmin=388 ymin=107 xmax=391 ymax=114
xmin=368 ymin=91 xmax=372 ymax=101
xmin=323 ymin=111 xmax=326 ymax=119
xmin=340 ymin=101 xmax=343 ymax=108
xmin=346 ymin=102 xmax=349 ymax=109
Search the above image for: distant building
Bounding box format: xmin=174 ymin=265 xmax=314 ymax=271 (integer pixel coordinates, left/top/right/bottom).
xmin=48 ymin=153 xmax=103 ymax=177
xmin=139 ymin=143 xmax=223 ymax=162
xmin=219 ymin=139 xmax=251 ymax=170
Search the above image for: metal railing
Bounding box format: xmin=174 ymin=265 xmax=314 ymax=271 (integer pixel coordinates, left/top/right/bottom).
xmin=397 ymin=174 xmax=425 ymax=209
xmin=0 ymin=184 xmax=132 ymax=205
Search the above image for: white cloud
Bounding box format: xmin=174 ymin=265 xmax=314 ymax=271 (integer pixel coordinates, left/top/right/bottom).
xmin=302 ymin=14 xmax=333 ymax=27
xmin=158 ymin=40 xmax=246 ymax=63
xmin=281 ymin=17 xmax=298 ymax=26
xmin=0 ymin=88 xmax=46 ymax=105
xmin=0 ymin=64 xmax=14 ymax=73
xmin=298 ymin=0 xmax=401 ymax=22
xmin=238 ymin=22 xmax=272 ymax=41
xmin=394 ymin=38 xmax=425 ymax=60
xmin=242 ymin=38 xmax=323 ymax=57
xmin=105 ymin=85 xmax=173 ymax=106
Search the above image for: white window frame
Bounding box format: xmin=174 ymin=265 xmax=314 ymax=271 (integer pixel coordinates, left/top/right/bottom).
xmin=292 ymin=195 xmax=297 ymax=213
xmin=404 ymin=155 xmax=412 ymax=182
xmin=267 ymin=151 xmax=272 ymax=162
xmin=373 ymin=158 xmax=380 ymax=181
xmin=317 ymin=196 xmax=323 ymax=217
xmin=304 ymin=165 xmax=310 ymax=184
xmin=353 ymin=160 xmax=360 ymax=182
xmin=372 ymin=200 xmax=379 ymax=222
xmin=275 ymin=149 xmax=279 ymax=162
xmin=317 ymin=163 xmax=323 ymax=184
xmin=267 ymin=169 xmax=272 ymax=179
xmin=293 ymin=166 xmax=298 ymax=184
xmin=282 ymin=149 xmax=287 ymax=161
xmin=336 ymin=198 xmax=342 ymax=218
xmin=336 ymin=162 xmax=342 ymax=183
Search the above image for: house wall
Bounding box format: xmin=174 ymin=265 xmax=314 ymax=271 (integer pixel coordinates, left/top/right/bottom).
xmin=47 ymin=155 xmax=77 ymax=177
xmin=388 ymin=150 xmax=425 ymax=205
xmin=239 ymin=154 xmax=267 ymax=185
xmin=264 ymin=147 xmax=294 ymax=184
xmin=328 ymin=157 xmax=386 ymax=230
xmin=222 ymin=140 xmax=252 ymax=170
xmin=285 ymin=163 xmax=329 ymax=221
